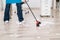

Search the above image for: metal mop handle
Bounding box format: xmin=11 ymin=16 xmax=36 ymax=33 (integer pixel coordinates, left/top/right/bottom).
xmin=25 ymin=2 xmax=37 ymax=21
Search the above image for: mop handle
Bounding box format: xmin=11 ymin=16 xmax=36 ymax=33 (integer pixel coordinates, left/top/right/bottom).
xmin=26 ymin=2 xmax=37 ymax=20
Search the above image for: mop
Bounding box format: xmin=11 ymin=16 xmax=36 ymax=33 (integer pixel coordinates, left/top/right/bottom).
xmin=21 ymin=2 xmax=41 ymax=27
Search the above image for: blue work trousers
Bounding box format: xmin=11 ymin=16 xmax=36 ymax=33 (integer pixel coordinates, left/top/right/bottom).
xmin=4 ymin=3 xmax=24 ymax=22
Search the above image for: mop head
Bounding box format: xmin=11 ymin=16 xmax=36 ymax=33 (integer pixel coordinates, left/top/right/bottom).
xmin=36 ymin=20 xmax=41 ymax=27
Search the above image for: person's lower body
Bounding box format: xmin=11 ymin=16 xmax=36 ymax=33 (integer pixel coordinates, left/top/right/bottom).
xmin=4 ymin=3 xmax=24 ymax=23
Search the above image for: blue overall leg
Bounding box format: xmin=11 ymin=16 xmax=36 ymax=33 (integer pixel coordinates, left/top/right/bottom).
xmin=4 ymin=4 xmax=11 ymax=21
xmin=16 ymin=3 xmax=24 ymax=22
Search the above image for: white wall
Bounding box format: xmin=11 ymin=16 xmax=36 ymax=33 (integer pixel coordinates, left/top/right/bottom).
xmin=22 ymin=0 xmax=40 ymax=8
xmin=0 ymin=0 xmax=3 ymax=11
xmin=0 ymin=0 xmax=6 ymax=11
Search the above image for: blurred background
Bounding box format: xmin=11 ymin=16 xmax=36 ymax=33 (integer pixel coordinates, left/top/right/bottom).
xmin=0 ymin=0 xmax=60 ymax=40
